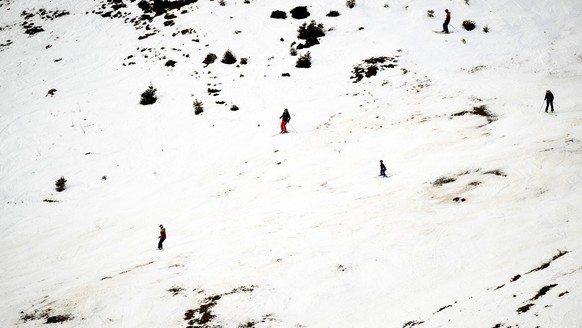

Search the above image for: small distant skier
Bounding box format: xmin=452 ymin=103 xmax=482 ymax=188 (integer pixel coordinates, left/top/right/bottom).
xmin=442 ymin=9 xmax=451 ymax=33
xmin=544 ymin=90 xmax=554 ymax=113
xmin=279 ymin=108 xmax=291 ymax=133
xmin=158 ymin=224 xmax=166 ymax=250
xmin=379 ymin=160 xmax=387 ymax=177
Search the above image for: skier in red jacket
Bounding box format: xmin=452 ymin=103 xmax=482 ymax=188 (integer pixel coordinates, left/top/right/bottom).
xmin=442 ymin=9 xmax=451 ymax=33
xmin=158 ymin=224 xmax=166 ymax=250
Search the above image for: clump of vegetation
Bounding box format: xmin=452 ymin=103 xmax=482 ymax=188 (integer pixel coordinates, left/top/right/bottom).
xmin=483 ymin=24 xmax=490 ymax=33
xmin=290 ymin=6 xmax=310 ymax=19
xmin=203 ymin=53 xmax=217 ymax=67
xmin=230 ymin=104 xmax=239 ymax=111
xmin=427 ymin=10 xmax=434 ymax=18
xmin=193 ymin=100 xmax=203 ymax=115
xmin=270 ymin=10 xmax=287 ymax=19
xmin=296 ymin=51 xmax=312 ymax=68
xmin=219 ymin=0 xmax=226 ymax=6
xmin=55 ymin=176 xmax=67 ymax=192
xmin=102 ymin=175 xmax=107 ymax=180
xmin=433 ymin=176 xmax=456 ymax=186
xmin=461 ymin=38 xmax=466 ymax=44
xmin=140 ymin=83 xmax=158 ymax=105
xmin=465 ymin=0 xmax=470 ymax=5
xmin=221 ymin=50 xmax=237 ymax=64
xmin=240 ymin=57 xmax=248 ymax=65
xmin=327 ymin=10 xmax=340 ymax=17
xmin=346 ymin=0 xmax=356 ymax=9
xmin=452 ymin=105 xmax=496 ymax=124
xmin=298 ymin=20 xmax=325 ymax=40
xmin=462 ymin=20 xmax=476 ymax=31
xmin=290 ymin=47 xmax=297 ymax=56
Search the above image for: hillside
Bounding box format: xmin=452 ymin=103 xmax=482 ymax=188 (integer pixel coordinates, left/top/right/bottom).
xmin=1 ymin=0 xmax=582 ymax=327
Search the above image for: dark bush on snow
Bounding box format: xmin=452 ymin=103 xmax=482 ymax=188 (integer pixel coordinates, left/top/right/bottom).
xmin=221 ymin=50 xmax=237 ymax=64
xmin=140 ymin=83 xmax=158 ymax=105
xmin=462 ymin=20 xmax=476 ymax=31
xmin=55 ymin=176 xmax=67 ymax=192
xmin=203 ymin=53 xmax=217 ymax=66
xmin=298 ymin=20 xmax=325 ymax=40
xmin=296 ymin=51 xmax=311 ymax=68
xmin=290 ymin=6 xmax=310 ymax=19
xmin=327 ymin=10 xmax=340 ymax=17
xmin=270 ymin=10 xmax=287 ymax=19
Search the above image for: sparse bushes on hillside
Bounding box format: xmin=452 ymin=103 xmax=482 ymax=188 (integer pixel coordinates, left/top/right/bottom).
xmin=140 ymin=83 xmax=158 ymax=105
xmin=427 ymin=10 xmax=434 ymax=18
xmin=296 ymin=51 xmax=311 ymax=68
xmin=55 ymin=176 xmax=67 ymax=192
xmin=221 ymin=50 xmax=237 ymax=64
xmin=483 ymin=25 xmax=490 ymax=33
xmin=240 ymin=57 xmax=248 ymax=65
xmin=462 ymin=20 xmax=476 ymax=31
xmin=346 ymin=0 xmax=356 ymax=9
xmin=290 ymin=47 xmax=297 ymax=56
xmin=230 ymin=104 xmax=239 ymax=111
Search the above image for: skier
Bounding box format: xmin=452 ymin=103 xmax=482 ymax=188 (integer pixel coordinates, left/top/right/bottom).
xmin=379 ymin=160 xmax=387 ymax=177
xmin=279 ymin=108 xmax=291 ymax=133
xmin=158 ymin=224 xmax=166 ymax=250
xmin=442 ymin=9 xmax=451 ymax=33
xmin=544 ymin=90 xmax=554 ymax=113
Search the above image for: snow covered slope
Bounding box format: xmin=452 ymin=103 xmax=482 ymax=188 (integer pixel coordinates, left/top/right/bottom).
xmin=1 ymin=0 xmax=582 ymax=327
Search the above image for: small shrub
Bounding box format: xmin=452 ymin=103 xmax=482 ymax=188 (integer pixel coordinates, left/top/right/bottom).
xmin=296 ymin=51 xmax=311 ymax=68
xmin=203 ymin=53 xmax=217 ymax=66
xmin=140 ymin=83 xmax=157 ymax=105
xmin=219 ymin=0 xmax=225 ymax=6
xmin=221 ymin=50 xmax=237 ymax=64
xmin=427 ymin=10 xmax=434 ymax=18
xmin=270 ymin=10 xmax=287 ymax=19
xmin=461 ymin=38 xmax=466 ymax=44
xmin=483 ymin=25 xmax=489 ymax=33
xmin=290 ymin=47 xmax=297 ymax=56
xmin=462 ymin=20 xmax=476 ymax=31
xmin=346 ymin=0 xmax=356 ymax=9
xmin=55 ymin=176 xmax=67 ymax=192
xmin=193 ymin=100 xmax=203 ymax=115
xmin=102 ymin=175 xmax=107 ymax=180
xmin=465 ymin=0 xmax=470 ymax=5
xmin=298 ymin=20 xmax=325 ymax=40
xmin=290 ymin=6 xmax=310 ymax=19
xmin=327 ymin=10 xmax=340 ymax=17
xmin=230 ymin=104 xmax=239 ymax=111
xmin=240 ymin=57 xmax=248 ymax=65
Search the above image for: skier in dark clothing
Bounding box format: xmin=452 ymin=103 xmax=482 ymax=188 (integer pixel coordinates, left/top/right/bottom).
xmin=158 ymin=224 xmax=166 ymax=250
xmin=442 ymin=9 xmax=451 ymax=33
xmin=544 ymin=90 xmax=554 ymax=113
xmin=279 ymin=108 xmax=291 ymax=133
xmin=379 ymin=160 xmax=387 ymax=177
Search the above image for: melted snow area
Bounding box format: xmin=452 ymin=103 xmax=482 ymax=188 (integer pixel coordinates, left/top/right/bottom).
xmin=1 ymin=0 xmax=582 ymax=327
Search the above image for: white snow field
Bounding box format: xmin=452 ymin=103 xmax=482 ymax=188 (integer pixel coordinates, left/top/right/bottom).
xmin=1 ymin=0 xmax=582 ymax=327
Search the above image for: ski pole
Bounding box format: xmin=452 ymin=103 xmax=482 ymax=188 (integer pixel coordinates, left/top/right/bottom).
xmin=288 ymin=123 xmax=297 ymax=133
xmin=538 ymin=101 xmax=544 ymax=113
xmin=450 ymin=24 xmax=459 ymax=32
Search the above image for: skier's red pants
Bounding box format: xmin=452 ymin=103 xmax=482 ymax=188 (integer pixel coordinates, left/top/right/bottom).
xmin=281 ymin=121 xmax=288 ymax=133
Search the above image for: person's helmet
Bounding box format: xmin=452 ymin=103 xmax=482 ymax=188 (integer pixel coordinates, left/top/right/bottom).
xmin=445 ymin=9 xmax=449 ymax=12
xmin=380 ymin=160 xmax=383 ymax=163
xmin=159 ymin=224 xmax=163 ymax=228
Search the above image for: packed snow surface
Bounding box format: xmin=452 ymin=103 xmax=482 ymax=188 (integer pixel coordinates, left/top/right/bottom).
xmin=1 ymin=0 xmax=582 ymax=327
